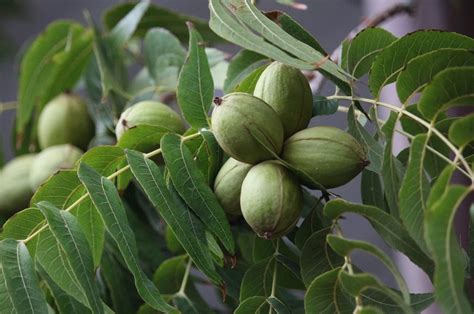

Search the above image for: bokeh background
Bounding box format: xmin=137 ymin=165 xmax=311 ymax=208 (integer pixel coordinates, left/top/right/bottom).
xmin=0 ymin=0 xmax=473 ymax=313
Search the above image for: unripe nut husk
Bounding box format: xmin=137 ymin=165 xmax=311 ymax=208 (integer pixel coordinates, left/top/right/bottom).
xmin=211 ymin=92 xmax=284 ymax=165
xmin=115 ymin=101 xmax=185 ymax=141
xmin=29 ymin=144 xmax=83 ymax=191
xmin=214 ymin=158 xmax=252 ymax=216
xmin=254 ymin=62 xmax=313 ymax=138
xmin=0 ymin=154 xmax=36 ymax=214
xmin=282 ymin=126 xmax=369 ymax=189
xmin=240 ymin=161 xmax=303 ymax=239
xmin=38 ymin=93 xmax=94 ymax=150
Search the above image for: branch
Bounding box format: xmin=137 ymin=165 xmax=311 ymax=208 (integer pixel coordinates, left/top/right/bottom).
xmin=311 ymin=3 xmax=415 ymax=93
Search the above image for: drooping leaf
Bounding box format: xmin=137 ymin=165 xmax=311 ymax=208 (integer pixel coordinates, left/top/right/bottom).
xmin=344 ymin=27 xmax=397 ymax=78
xmin=77 ymin=163 xmax=175 ymax=313
xmin=324 ymin=199 xmax=433 ymax=276
xmin=160 ymin=134 xmax=234 ymax=254
xmin=36 ymin=201 xmax=103 ymax=314
xmin=103 ymin=3 xmax=223 ymax=43
xmin=327 ymin=235 xmax=410 ymax=303
xmin=304 ymin=267 xmax=354 ymax=314
xmin=396 ymin=48 xmax=474 ymax=103
xmin=125 ymin=149 xmax=221 ymax=284
xmin=17 ymin=21 xmax=93 ymax=134
xmin=449 ymin=113 xmax=474 ymax=147
xmin=425 ymin=184 xmax=471 ymax=314
xmin=177 ymin=24 xmax=213 ymax=129
xmin=108 ymin=0 xmax=150 ymax=47
xmin=143 ymin=27 xmax=185 ymax=89
xmin=300 ymin=228 xmax=343 ymax=287
xmin=0 ymin=239 xmax=49 ymax=314
xmin=399 ymin=134 xmax=431 ymax=255
xmin=369 ymin=30 xmax=474 ymax=97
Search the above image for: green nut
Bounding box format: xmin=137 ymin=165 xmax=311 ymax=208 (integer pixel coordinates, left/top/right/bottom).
xmin=214 ymin=158 xmax=252 ymax=216
xmin=0 ymin=154 xmax=36 ymax=214
xmin=211 ymin=92 xmax=284 ymax=164
xmin=240 ymin=161 xmax=303 ymax=239
xmin=29 ymin=144 xmax=83 ymax=191
xmin=254 ymin=62 xmax=313 ymax=138
xmin=115 ymin=101 xmax=185 ymax=140
xmin=282 ymin=126 xmax=369 ymax=189
xmin=38 ymin=93 xmax=94 ymax=150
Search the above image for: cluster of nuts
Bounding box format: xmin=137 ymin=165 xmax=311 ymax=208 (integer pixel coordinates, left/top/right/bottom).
xmin=0 ymin=94 xmax=92 ymax=214
xmin=212 ymin=62 xmax=368 ymax=239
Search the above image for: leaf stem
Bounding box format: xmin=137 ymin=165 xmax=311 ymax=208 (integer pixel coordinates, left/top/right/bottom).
xmin=329 ymin=95 xmax=474 ymax=181
xmin=269 ymin=239 xmax=280 ymax=314
xmin=22 ymin=131 xmax=203 ymax=244
xmin=0 ymin=101 xmax=18 ymax=114
xmin=178 ymin=258 xmax=193 ymax=295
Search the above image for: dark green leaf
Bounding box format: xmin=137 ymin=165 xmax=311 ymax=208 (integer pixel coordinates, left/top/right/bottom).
xmin=449 ymin=113 xmax=474 ymax=147
xmin=399 ymin=134 xmax=431 ymax=255
xmin=425 ymin=184 xmax=471 ymax=314
xmin=0 ymin=239 xmax=48 ymax=314
xmin=300 ymin=228 xmax=343 ymax=287
xmin=304 ymin=267 xmax=354 ymax=314
xmin=419 ymin=67 xmax=474 ymax=120
xmin=324 ymin=199 xmax=433 ymax=276
xmin=235 ymin=296 xmax=268 ymax=313
xmin=240 ymin=258 xmax=274 ymax=301
xmin=396 ymin=48 xmax=474 ymax=103
xmin=36 ymin=201 xmax=103 ymax=314
xmin=224 ymin=50 xmax=267 ymax=94
xmin=125 ymin=149 xmax=221 ymax=284
xmin=77 ymin=163 xmax=175 ymax=313
xmin=312 ymin=96 xmax=338 ymax=116
xmin=177 ymin=24 xmax=213 ymax=129
xmin=369 ymin=30 xmax=474 ymax=97
xmin=160 ymin=134 xmax=234 ymax=254
xmin=267 ymin=296 xmax=290 ymax=314
xmin=17 ymin=21 xmax=93 ymax=133
xmin=360 ymin=170 xmax=387 ymax=211
xmin=344 ymin=27 xmax=397 ymax=78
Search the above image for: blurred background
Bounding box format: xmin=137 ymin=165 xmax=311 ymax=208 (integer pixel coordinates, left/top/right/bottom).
xmin=0 ymin=0 xmax=473 ymax=313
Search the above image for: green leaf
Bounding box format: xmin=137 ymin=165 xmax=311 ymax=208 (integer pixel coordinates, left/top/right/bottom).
xmin=369 ymin=30 xmax=474 ymax=97
xmin=267 ymin=296 xmax=290 ymax=314
xmin=116 ymin=125 xmax=167 ymax=153
xmin=240 ymin=258 xmax=274 ymax=301
xmin=360 ymin=170 xmax=387 ymax=211
xmin=449 ymin=113 xmax=474 ymax=147
xmin=347 ymin=107 xmax=383 ymax=173
xmin=1 ymin=208 xmax=44 ymax=255
xmin=235 ymin=296 xmax=268 ymax=313
xmin=425 ymin=184 xmax=471 ymax=314
xmin=324 ymin=199 xmax=433 ymax=276
xmin=177 ymin=23 xmax=213 ymax=129
xmin=103 ymin=3 xmax=223 ymax=43
xmin=300 ymin=228 xmax=343 ymax=287
xmin=304 ymin=267 xmax=354 ymax=314
xmin=234 ymin=64 xmax=268 ymax=94
xmin=108 ymin=0 xmax=150 ymax=47
xmin=224 ymin=50 xmax=267 ymax=94
xmin=144 ymin=28 xmax=185 ymax=89
xmin=17 ymin=21 xmax=93 ymax=133
xmin=0 ymin=239 xmax=48 ymax=314
xmin=227 ymin=0 xmax=348 ymax=81
xmin=399 ymin=134 xmax=431 ymax=255
xmin=419 ymin=67 xmax=474 ymax=120
xmin=125 ymin=149 xmax=221 ymax=284
xmin=344 ymin=27 xmax=397 ymax=78
xmin=338 ymin=271 xmax=412 ymax=313
xmin=31 ymin=170 xmax=105 ymax=267
xmin=326 ymin=235 xmax=410 ymax=303
xmin=36 ymin=201 xmax=103 ymax=314
xmin=160 ymin=133 xmax=234 ymax=254
xmin=381 ymin=112 xmax=403 ymax=216
xmin=363 ymin=291 xmax=434 ymax=313
xmin=152 ymin=256 xmax=187 ymax=294
xmin=77 ymin=163 xmax=175 ymax=313
xmin=197 ymin=129 xmax=223 ymax=186
xmin=312 ymin=96 xmax=338 ymax=116
xmin=396 ymin=48 xmax=474 ymax=103
xmin=79 ymin=146 xmax=125 ymax=176
xmin=357 ymin=306 xmax=383 ymax=314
